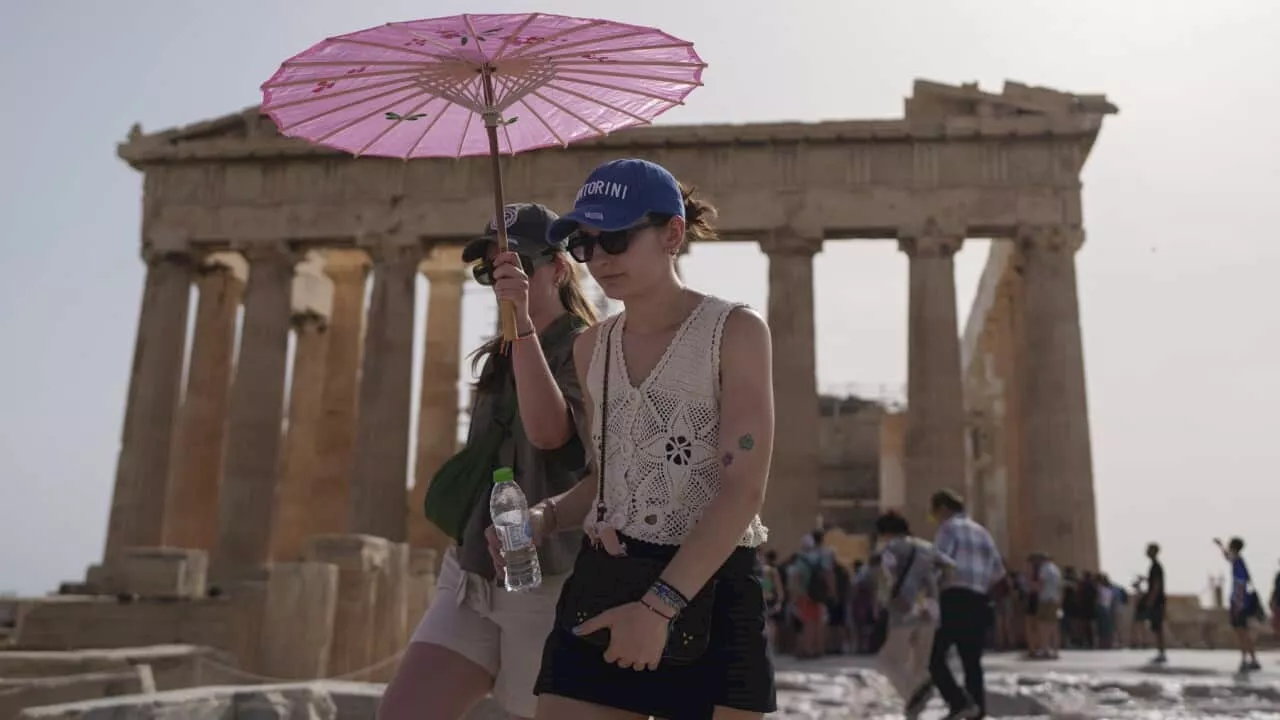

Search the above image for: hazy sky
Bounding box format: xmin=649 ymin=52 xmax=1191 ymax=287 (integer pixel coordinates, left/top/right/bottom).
xmin=2 ymin=1 xmax=1277 ymax=599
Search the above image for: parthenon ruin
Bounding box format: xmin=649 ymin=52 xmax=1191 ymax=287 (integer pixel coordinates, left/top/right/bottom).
xmin=37 ymin=78 xmax=1116 ymax=679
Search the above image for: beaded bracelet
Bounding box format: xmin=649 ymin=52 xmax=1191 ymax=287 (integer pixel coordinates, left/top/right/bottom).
xmin=640 ymin=598 xmax=675 ymax=622
xmin=648 ymin=579 xmax=689 ymax=613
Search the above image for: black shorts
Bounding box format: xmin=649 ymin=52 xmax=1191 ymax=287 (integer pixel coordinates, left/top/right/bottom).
xmin=1147 ymin=603 xmax=1165 ymax=632
xmin=534 ymin=536 xmax=777 ymax=719
xmin=1229 ymin=608 xmax=1250 ymax=629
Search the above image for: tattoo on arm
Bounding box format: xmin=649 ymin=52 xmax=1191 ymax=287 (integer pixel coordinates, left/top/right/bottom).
xmin=737 ymin=434 xmax=755 ymax=451
xmin=721 ymin=452 xmax=734 ymax=467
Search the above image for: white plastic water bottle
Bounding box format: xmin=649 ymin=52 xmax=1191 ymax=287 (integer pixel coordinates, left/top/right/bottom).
xmin=490 ymin=467 xmax=542 ymax=592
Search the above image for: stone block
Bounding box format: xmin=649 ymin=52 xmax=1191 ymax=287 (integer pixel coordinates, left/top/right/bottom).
xmin=17 ymin=683 xmax=337 ymax=720
xmin=92 ymin=548 xmax=209 ymax=598
xmin=371 ymin=544 xmax=409 ymax=682
xmin=305 ymin=535 xmax=389 ymax=678
xmin=11 ymin=598 xmax=234 ymax=652
xmin=258 ymin=562 xmax=339 ymax=680
xmin=0 ymin=665 xmax=155 ymax=720
xmin=0 ymin=644 xmax=235 ymax=689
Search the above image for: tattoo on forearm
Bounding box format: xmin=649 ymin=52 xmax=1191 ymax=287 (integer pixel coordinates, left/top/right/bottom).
xmin=721 ymin=452 xmax=734 ymax=467
xmin=738 ymin=434 xmax=755 ymax=451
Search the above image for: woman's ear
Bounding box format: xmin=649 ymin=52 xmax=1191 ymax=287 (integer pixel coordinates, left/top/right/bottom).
xmin=553 ymin=253 xmax=572 ymax=286
xmin=663 ymin=217 xmax=687 ymax=255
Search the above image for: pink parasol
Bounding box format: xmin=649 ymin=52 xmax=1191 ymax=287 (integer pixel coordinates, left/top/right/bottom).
xmin=261 ymin=13 xmax=705 ymax=342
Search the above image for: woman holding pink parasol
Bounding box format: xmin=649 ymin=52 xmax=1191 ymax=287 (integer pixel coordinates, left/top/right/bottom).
xmin=380 ymin=204 xmax=596 ymax=720
xmin=526 ymin=159 xmax=778 ymax=719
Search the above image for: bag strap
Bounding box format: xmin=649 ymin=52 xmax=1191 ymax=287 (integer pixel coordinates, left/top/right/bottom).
xmin=594 ymin=320 xmax=615 ymax=524
xmin=891 ymin=545 xmax=918 ymax=600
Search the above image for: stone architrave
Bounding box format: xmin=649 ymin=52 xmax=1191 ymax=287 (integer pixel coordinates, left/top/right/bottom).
xmin=899 ymin=227 xmax=967 ymax=535
xmin=163 ymin=253 xmax=246 ymax=552
xmin=349 ymin=240 xmax=422 ymax=542
xmin=271 ymin=253 xmax=335 ymax=561
xmin=311 ymin=251 xmax=370 ymax=539
xmin=104 ymin=249 xmax=195 ymax=559
xmin=760 ymin=231 xmax=823 ymax=555
xmin=213 ymin=243 xmax=297 ymax=585
xmin=408 ymin=250 xmax=467 ymax=551
xmin=1016 ymin=226 xmax=1098 ymax=570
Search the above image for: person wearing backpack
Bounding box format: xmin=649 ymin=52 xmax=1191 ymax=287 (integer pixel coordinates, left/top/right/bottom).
xmin=791 ymin=531 xmax=836 ymax=657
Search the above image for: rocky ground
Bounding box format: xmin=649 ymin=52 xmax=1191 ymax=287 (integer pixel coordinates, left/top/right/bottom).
xmin=16 ymin=649 xmax=1280 ymax=718
xmin=771 ymin=649 xmax=1280 ymax=718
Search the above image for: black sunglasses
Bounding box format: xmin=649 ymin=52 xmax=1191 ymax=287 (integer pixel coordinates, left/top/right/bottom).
xmin=565 ymin=221 xmax=656 ymax=263
xmin=472 ymin=249 xmax=557 ymax=286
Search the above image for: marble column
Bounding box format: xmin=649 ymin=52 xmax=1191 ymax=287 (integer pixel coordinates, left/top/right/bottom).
xmin=311 ymin=251 xmax=370 ymax=539
xmin=104 ymin=249 xmax=194 ymax=559
xmin=1016 ymin=226 xmax=1098 ymax=571
xmin=899 ymin=229 xmax=967 ymax=535
xmin=349 ymin=240 xmax=422 ymax=541
xmin=409 ymin=252 xmax=467 ymax=550
xmin=270 ymin=312 xmax=330 ymax=561
xmin=992 ymin=263 xmax=1031 ymax=565
xmin=760 ymin=231 xmax=823 ymax=555
xmin=213 ymin=244 xmax=297 ymax=585
xmin=163 ymin=253 xmax=246 ymax=552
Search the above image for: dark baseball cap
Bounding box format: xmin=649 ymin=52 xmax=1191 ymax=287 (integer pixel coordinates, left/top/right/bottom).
xmin=462 ymin=202 xmax=565 ymax=263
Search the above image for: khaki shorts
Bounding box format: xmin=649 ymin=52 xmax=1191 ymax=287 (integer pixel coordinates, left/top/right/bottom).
xmin=410 ymin=547 xmax=565 ymax=718
xmin=1036 ymin=600 xmax=1061 ymax=623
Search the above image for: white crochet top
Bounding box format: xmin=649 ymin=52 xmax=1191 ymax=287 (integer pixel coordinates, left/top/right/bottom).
xmin=586 ymin=295 xmax=769 ymax=548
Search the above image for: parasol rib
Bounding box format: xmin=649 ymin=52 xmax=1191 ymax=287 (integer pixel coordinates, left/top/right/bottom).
xmin=454 ymin=105 xmax=475 ymax=158
xmin=278 ymin=84 xmax=423 ymax=131
xmin=353 ymin=95 xmax=439 ymax=157
xmin=489 ymin=12 xmax=540 ymax=63
xmin=502 ymin=19 xmax=606 ymax=59
xmin=510 ymin=28 xmax=651 ymax=60
xmin=547 ymin=59 xmax=706 ymax=69
xmin=388 ymin=23 xmax=476 ymax=62
xmin=460 ymin=15 xmax=492 ymax=64
xmin=543 ymin=82 xmax=656 ymax=125
xmin=515 ymin=96 xmax=568 ymax=147
xmin=282 ymin=59 xmax=429 ymax=68
xmin=557 ymin=67 xmax=703 ymax=86
xmin=536 ymin=43 xmax=698 ymax=61
xmin=403 ymin=97 xmax=457 ymax=160
xmin=330 ymin=37 xmax=456 ymax=63
xmin=264 ymin=67 xmax=426 ymax=89
xmin=530 ymin=90 xmax=605 ymax=136
xmin=314 ymin=90 xmax=429 ymax=144
xmin=270 ymin=78 xmax=422 ymax=115
xmin=549 ymin=75 xmax=685 ymax=104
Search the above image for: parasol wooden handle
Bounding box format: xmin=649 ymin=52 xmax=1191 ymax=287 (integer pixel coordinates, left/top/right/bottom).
xmin=498 ymin=299 xmax=518 ymax=342
xmin=481 ymin=68 xmax=519 ymax=347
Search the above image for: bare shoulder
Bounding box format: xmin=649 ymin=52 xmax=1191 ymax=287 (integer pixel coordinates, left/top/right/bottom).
xmin=722 ymin=305 xmax=770 ymax=351
xmin=573 ymin=322 xmax=604 ymax=365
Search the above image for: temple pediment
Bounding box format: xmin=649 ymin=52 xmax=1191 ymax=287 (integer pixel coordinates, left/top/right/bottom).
xmin=117 ymin=79 xmax=1117 ymax=168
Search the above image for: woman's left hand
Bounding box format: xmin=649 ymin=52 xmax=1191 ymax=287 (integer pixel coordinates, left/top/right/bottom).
xmin=573 ymin=596 xmax=671 ymax=671
xmin=490 ymin=251 xmax=532 ymax=331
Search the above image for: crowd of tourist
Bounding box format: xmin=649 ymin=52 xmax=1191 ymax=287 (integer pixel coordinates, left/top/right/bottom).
xmin=762 ymin=532 xmax=1280 ymax=679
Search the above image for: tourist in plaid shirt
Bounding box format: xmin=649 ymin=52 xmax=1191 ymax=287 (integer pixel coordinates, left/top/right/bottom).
xmin=927 ymin=490 xmax=1006 ymax=720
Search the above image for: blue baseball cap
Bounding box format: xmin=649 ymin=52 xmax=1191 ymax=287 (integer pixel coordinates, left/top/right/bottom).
xmin=547 ymin=159 xmax=685 ymax=242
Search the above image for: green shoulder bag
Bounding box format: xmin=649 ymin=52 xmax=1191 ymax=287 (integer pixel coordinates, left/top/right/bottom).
xmin=422 ymin=386 xmax=516 ymax=543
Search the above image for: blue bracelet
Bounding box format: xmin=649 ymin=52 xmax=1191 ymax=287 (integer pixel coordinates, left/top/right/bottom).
xmin=649 ymin=579 xmax=689 ymax=613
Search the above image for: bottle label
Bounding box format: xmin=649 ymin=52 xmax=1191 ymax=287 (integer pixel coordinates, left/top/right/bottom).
xmin=497 ymin=518 xmax=533 ymax=552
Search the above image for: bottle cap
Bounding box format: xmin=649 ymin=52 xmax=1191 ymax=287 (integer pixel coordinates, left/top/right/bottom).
xmin=493 ymin=467 xmax=514 ymax=484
